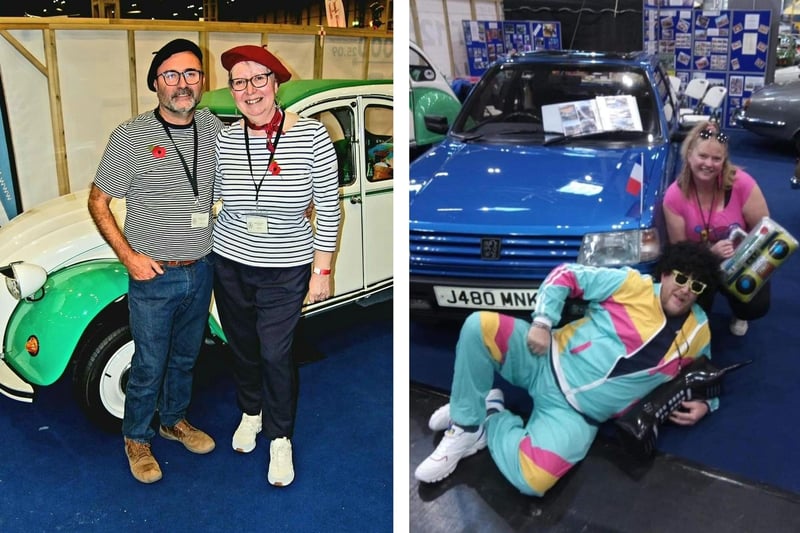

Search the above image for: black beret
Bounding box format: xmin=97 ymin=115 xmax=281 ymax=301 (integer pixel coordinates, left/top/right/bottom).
xmin=147 ymin=38 xmax=203 ymax=92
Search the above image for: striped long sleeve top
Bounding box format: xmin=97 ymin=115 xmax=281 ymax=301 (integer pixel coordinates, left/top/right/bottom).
xmin=213 ymin=116 xmax=341 ymax=267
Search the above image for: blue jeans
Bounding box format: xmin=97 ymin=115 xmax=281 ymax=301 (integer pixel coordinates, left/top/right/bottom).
xmin=123 ymin=256 xmax=214 ymax=442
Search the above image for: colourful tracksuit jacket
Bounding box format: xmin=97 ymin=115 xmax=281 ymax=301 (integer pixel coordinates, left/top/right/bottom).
xmin=538 ymin=263 xmax=714 ymax=423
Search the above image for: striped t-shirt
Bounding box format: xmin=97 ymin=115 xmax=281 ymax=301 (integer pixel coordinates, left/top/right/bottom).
xmin=94 ymin=107 xmax=223 ymax=260
xmin=213 ymin=116 xmax=340 ymax=267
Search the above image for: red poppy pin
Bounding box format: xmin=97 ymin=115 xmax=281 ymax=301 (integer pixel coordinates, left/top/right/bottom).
xmin=150 ymin=145 xmax=166 ymax=158
xmin=269 ymin=160 xmax=281 ymax=175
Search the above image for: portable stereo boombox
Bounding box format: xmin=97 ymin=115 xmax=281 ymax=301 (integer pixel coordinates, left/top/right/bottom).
xmin=720 ymin=217 xmax=798 ymax=302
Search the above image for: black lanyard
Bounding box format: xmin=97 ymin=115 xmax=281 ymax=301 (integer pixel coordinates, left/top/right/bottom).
xmin=244 ymin=111 xmax=286 ymax=204
xmin=154 ymin=108 xmax=199 ymax=199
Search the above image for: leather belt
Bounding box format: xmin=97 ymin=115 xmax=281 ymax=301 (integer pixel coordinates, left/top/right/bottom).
xmin=157 ymin=259 xmax=198 ymax=267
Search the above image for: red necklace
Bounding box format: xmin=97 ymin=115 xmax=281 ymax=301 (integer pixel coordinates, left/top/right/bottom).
xmin=245 ymin=108 xmax=283 ymax=153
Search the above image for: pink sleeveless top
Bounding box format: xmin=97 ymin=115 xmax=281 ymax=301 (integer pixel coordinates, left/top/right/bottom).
xmin=663 ymin=169 xmax=756 ymax=243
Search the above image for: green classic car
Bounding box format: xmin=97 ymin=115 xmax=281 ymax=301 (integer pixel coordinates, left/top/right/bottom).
xmin=410 ymin=42 xmax=462 ymax=159
xmin=0 ymin=79 xmax=393 ymax=429
xmin=776 ymin=33 xmax=798 ymax=67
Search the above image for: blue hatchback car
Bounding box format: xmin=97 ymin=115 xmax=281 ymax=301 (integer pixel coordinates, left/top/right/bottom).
xmin=410 ymin=50 xmax=683 ymax=319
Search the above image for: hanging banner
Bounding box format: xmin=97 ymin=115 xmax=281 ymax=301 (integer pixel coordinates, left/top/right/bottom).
xmin=326 ymin=0 xmax=346 ymax=28
xmin=0 ymin=74 xmax=20 ymax=223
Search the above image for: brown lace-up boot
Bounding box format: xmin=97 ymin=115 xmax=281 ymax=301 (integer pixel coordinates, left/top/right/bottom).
xmin=159 ymin=419 xmax=215 ymax=454
xmin=124 ymin=438 xmax=162 ymax=484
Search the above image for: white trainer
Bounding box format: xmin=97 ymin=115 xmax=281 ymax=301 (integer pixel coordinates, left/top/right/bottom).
xmin=232 ymin=412 xmax=262 ymax=453
xmin=268 ymin=437 xmax=295 ymax=487
xmin=427 ymin=403 xmax=452 ymax=432
xmin=730 ymin=318 xmax=749 ymax=336
xmin=414 ymin=424 xmax=487 ymax=483
xmin=427 ymin=388 xmax=505 ymax=432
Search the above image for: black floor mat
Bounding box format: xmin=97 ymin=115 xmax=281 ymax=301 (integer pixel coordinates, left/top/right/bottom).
xmin=410 ymin=384 xmax=800 ymax=533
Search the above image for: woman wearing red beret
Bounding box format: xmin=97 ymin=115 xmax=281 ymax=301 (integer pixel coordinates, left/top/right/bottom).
xmin=212 ymin=45 xmax=341 ymax=487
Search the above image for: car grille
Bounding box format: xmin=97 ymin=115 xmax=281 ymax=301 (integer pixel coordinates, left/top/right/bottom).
xmin=409 ymin=228 xmax=583 ymax=280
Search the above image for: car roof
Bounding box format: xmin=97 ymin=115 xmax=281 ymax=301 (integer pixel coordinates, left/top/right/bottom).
xmin=199 ymin=79 xmax=392 ymax=116
xmin=495 ymin=49 xmax=658 ymax=70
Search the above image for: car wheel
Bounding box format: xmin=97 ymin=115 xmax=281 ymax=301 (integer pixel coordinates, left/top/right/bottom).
xmin=72 ymin=325 xmax=134 ymax=431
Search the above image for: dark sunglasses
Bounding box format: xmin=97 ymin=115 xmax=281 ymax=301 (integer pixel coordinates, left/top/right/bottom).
xmin=697 ymin=128 xmax=728 ymax=144
xmin=672 ymin=270 xmax=707 ymax=295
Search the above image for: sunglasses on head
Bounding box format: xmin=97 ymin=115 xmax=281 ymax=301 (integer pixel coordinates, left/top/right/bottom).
xmin=672 ymin=270 xmax=707 ymax=295
xmin=697 ymin=128 xmax=728 ymax=144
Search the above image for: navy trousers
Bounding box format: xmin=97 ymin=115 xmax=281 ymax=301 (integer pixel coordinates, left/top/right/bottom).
xmin=213 ymin=253 xmax=311 ymax=440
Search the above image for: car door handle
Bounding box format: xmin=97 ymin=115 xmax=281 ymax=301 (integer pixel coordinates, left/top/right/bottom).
xmin=350 ymin=196 xmax=362 ymax=204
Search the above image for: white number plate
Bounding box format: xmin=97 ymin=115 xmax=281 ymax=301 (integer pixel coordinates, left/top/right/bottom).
xmin=434 ymin=286 xmax=538 ymax=310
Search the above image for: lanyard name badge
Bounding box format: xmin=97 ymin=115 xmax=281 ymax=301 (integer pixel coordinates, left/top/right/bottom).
xmin=244 ymin=110 xmax=286 ymax=235
xmin=155 ymin=109 xmax=208 ymax=228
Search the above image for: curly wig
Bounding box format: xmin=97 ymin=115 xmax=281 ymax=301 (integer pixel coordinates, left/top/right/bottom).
xmin=654 ymin=240 xmax=721 ymax=295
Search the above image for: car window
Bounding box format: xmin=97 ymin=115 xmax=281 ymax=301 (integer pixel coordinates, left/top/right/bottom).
xmin=312 ymin=107 xmax=356 ymax=187
xmin=410 ymin=46 xmax=436 ymax=83
xmin=365 ymin=105 xmax=393 ymax=182
xmin=453 ymin=63 xmax=659 ymax=143
xmin=654 ymin=66 xmax=676 ymax=125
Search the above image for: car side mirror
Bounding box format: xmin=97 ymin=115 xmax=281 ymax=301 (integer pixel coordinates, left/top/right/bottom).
xmin=424 ymin=115 xmax=449 ymax=134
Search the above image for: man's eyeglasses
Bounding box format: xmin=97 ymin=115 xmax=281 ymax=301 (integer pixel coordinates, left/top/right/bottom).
xmin=671 ymin=270 xmax=707 ymax=295
xmin=697 ymin=128 xmax=728 ymax=144
xmin=158 ymin=69 xmax=203 ymax=86
xmin=229 ymin=72 xmax=273 ymax=92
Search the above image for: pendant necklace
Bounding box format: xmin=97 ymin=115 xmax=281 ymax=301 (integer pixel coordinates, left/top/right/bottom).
xmin=694 ymin=186 xmax=716 ymax=243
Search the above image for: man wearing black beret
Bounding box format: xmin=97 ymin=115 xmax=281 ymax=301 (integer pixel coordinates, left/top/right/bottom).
xmin=89 ymin=38 xmax=224 ymax=484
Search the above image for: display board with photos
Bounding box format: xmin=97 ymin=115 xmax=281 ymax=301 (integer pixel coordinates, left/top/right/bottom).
xmin=643 ymin=5 xmax=771 ymax=129
xmin=462 ymin=19 xmax=562 ymax=78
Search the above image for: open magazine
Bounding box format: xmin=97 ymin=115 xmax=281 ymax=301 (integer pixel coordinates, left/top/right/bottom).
xmin=542 ymin=95 xmax=643 ymax=135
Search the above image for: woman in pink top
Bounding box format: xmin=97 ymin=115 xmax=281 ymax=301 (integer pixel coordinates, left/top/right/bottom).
xmin=663 ymin=120 xmax=770 ymax=336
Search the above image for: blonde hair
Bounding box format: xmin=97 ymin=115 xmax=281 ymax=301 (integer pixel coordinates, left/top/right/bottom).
xmin=675 ymin=120 xmax=738 ymax=198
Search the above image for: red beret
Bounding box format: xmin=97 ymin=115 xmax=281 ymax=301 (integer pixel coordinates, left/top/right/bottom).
xmin=221 ymin=45 xmax=292 ymax=83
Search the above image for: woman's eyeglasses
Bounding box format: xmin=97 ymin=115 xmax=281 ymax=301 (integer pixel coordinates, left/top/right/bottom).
xmin=229 ymin=72 xmax=273 ymax=91
xmin=672 ymin=270 xmax=707 ymax=295
xmin=698 ymin=128 xmax=728 ymax=144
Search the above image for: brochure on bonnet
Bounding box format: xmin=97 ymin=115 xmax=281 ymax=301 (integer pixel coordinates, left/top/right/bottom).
xmin=542 ymin=95 xmax=643 ymax=135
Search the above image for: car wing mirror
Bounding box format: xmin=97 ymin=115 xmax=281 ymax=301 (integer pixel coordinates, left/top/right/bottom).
xmin=424 ymin=115 xmax=449 ymax=134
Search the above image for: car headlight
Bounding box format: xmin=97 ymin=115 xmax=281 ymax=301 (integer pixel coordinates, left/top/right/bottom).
xmin=0 ymin=262 xmax=48 ymax=300
xmin=578 ymin=229 xmax=661 ymax=267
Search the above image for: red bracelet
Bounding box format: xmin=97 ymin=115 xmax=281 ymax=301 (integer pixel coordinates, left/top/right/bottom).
xmin=313 ymin=267 xmax=331 ymax=275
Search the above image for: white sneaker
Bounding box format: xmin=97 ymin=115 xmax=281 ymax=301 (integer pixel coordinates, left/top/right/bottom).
xmin=232 ymin=412 xmax=262 ymax=453
xmin=427 ymin=388 xmax=505 ymax=432
xmin=414 ymin=424 xmax=487 ymax=483
xmin=268 ymin=437 xmax=295 ymax=487
xmin=730 ymin=318 xmax=749 ymax=336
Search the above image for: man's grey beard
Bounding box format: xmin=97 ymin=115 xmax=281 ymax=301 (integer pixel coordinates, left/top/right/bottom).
xmin=160 ymin=88 xmax=199 ymax=115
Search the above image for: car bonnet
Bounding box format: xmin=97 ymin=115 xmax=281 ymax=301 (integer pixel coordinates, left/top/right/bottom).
xmin=410 ymin=143 xmax=658 ymax=231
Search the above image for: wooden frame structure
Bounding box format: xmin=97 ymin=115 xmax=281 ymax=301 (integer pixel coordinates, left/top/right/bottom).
xmin=0 ymin=17 xmax=392 ymax=208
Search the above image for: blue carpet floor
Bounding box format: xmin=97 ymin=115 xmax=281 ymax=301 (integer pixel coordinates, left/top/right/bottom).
xmin=411 ymin=128 xmax=800 ymax=495
xmin=0 ymin=300 xmax=393 ymax=532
